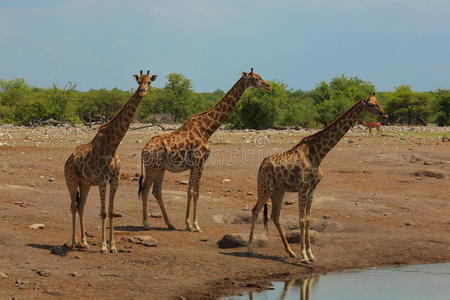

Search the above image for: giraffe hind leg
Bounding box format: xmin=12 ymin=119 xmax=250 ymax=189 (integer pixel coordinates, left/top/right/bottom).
xmin=141 ymin=167 xmax=159 ymax=230
xmin=152 ymin=169 xmax=175 ymax=230
xmin=77 ymin=183 xmax=91 ymax=249
xmin=271 ymin=189 xmax=296 ymax=258
xmin=65 ymin=160 xmax=79 ymax=248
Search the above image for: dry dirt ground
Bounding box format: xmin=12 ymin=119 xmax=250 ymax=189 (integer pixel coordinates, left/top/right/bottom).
xmin=0 ymin=124 xmax=449 ymax=299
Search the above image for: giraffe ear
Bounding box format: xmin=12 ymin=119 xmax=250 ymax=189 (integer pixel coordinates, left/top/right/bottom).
xmin=150 ymin=75 xmax=157 ymax=81
xmin=133 ymin=74 xmax=139 ymax=81
xmin=362 ymin=98 xmax=369 ymax=104
xmin=241 ymin=72 xmax=249 ymax=78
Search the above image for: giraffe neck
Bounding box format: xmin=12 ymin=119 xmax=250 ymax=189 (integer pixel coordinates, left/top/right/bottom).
xmin=190 ymin=77 xmax=247 ymax=139
xmin=93 ymin=90 xmax=143 ymax=153
xmin=301 ymin=99 xmax=365 ymax=164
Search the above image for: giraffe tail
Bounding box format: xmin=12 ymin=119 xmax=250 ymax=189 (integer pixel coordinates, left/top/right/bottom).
xmin=263 ymin=202 xmax=269 ymax=234
xmin=138 ymin=153 xmax=144 ymax=197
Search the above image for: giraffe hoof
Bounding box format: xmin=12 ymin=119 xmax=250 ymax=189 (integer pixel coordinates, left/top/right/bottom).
xmin=300 ymin=258 xmax=310 ymax=264
xmin=288 ymin=252 xmax=297 ymax=258
xmin=185 ymin=225 xmax=193 ymax=231
xmin=193 ymin=228 xmax=201 ymax=233
xmin=100 ymin=249 xmax=107 ymax=254
xmin=76 ymin=242 xmax=89 ymax=249
xmin=109 ymin=248 xmax=117 ymax=254
xmin=167 ymin=224 xmax=176 ymax=230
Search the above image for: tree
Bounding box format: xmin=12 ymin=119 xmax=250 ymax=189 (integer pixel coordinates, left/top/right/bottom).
xmin=385 ymin=85 xmax=433 ymax=125
xmin=434 ymin=89 xmax=450 ymax=126
xmin=139 ymin=73 xmax=210 ymax=121
xmin=280 ymin=98 xmax=318 ymax=128
xmin=311 ymin=75 xmax=375 ymax=125
xmin=229 ymin=81 xmax=286 ymax=129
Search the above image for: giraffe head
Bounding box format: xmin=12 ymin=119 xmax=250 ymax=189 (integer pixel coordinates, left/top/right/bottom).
xmin=241 ymin=68 xmax=272 ymax=91
xmin=363 ymin=92 xmax=388 ymax=118
xmin=133 ymin=70 xmax=157 ymax=96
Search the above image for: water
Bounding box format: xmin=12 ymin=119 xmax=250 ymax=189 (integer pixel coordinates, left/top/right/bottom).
xmin=224 ymin=263 xmax=450 ymax=300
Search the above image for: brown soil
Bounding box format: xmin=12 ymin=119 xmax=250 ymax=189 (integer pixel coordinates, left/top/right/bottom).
xmin=0 ymin=125 xmax=449 ymax=299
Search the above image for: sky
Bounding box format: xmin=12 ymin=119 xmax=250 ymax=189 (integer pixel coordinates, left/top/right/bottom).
xmin=0 ymin=0 xmax=449 ymax=92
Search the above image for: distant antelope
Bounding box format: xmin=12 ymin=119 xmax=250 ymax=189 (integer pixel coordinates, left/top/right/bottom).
xmin=361 ymin=120 xmax=382 ymax=135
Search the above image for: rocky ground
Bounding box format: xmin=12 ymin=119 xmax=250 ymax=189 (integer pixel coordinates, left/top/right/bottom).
xmin=0 ymin=123 xmax=449 ymax=299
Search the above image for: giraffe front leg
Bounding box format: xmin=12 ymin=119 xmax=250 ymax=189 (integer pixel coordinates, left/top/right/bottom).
xmin=185 ymin=187 xmax=193 ymax=231
xmin=191 ymin=167 xmax=203 ymax=232
xmin=108 ymin=177 xmax=118 ymax=254
xmin=305 ymin=181 xmax=319 ymax=262
xmin=298 ymin=189 xmax=310 ymax=264
xmin=99 ymin=184 xmax=108 ymax=254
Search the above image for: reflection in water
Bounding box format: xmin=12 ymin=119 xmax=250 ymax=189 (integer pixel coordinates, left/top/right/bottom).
xmin=227 ymin=263 xmax=450 ymax=300
xmin=247 ymin=275 xmax=319 ymax=300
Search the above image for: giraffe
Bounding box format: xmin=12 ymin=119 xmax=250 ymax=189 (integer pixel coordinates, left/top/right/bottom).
xmin=361 ymin=120 xmax=382 ymax=135
xmin=247 ymin=92 xmax=387 ymax=263
xmin=64 ymin=70 xmax=157 ymax=253
xmin=138 ymin=68 xmax=271 ymax=232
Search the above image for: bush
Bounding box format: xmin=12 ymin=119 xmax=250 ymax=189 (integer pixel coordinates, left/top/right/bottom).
xmin=228 ymin=81 xmax=286 ymax=129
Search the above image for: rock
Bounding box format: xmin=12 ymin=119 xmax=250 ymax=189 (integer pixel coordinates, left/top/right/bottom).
xmin=51 ymin=246 xmax=65 ymax=255
xmin=69 ymin=272 xmax=78 ymax=277
xmin=405 ymin=222 xmax=415 ymax=226
xmin=119 ymin=249 xmax=131 ymax=253
xmin=285 ymin=230 xmax=319 ymax=244
xmin=178 ymin=180 xmax=189 ymax=185
xmin=285 ymin=200 xmax=294 ymax=205
xmin=150 ymin=213 xmax=162 ymax=218
xmin=29 ymin=223 xmax=45 ymax=230
xmin=246 ymin=192 xmax=254 ymax=196
xmin=85 ymin=232 xmax=94 ymax=237
xmin=0 ymin=272 xmax=7 ymax=278
xmin=125 ymin=236 xmax=158 ymax=247
xmin=37 ymin=270 xmax=50 ymax=277
xmin=217 ymin=233 xmax=268 ymax=249
xmin=112 ymin=212 xmax=122 ymax=218
xmin=48 ymin=177 xmax=55 ymax=182
xmin=241 ymin=205 xmax=249 ymax=211
xmin=322 ymin=221 xmax=342 ymax=232
xmin=74 ymin=255 xmax=82 ymax=259
xmin=200 ymin=237 xmax=209 ymax=242
xmin=222 ymin=178 xmax=231 ymax=183
xmin=412 ymin=170 xmax=444 ymax=179
xmin=88 ymin=282 xmax=94 ymax=287
xmin=323 ymin=215 xmax=331 ymax=219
